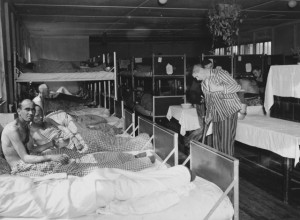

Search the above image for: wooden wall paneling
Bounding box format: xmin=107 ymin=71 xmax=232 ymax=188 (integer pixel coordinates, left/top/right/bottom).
xmin=293 ymin=24 xmax=297 ymax=50
xmin=10 ymin=11 xmax=17 ymax=105
xmin=273 ymin=24 xmax=294 ymax=55
xmin=4 ymin=2 xmax=14 ymax=107
xmin=16 ymin=20 xmax=20 ymax=62
xmin=296 ymin=23 xmax=300 ymax=49
xmin=0 ymin=0 xmax=8 ymax=112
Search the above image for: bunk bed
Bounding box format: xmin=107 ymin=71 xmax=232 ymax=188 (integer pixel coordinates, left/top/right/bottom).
xmin=15 ymin=52 xmax=118 ymax=113
xmin=118 ymin=58 xmax=133 ymax=108
xmin=131 ymin=54 xmax=187 ymax=122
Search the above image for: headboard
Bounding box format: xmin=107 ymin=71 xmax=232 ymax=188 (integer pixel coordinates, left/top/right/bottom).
xmin=152 ymin=95 xmax=185 ymax=122
xmin=0 ymin=113 xmax=17 ymax=155
xmin=154 ymin=123 xmax=178 ymax=166
xmin=0 ymin=113 xmax=17 ymax=134
xmin=123 ymin=108 xmax=135 ymax=137
xmin=114 ymin=99 xmax=123 ymax=118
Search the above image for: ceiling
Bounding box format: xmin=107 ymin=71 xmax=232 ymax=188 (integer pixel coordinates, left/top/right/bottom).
xmin=10 ymin=0 xmax=300 ymax=42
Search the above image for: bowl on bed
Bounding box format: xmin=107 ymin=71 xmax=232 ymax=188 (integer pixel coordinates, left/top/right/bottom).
xmin=181 ymin=103 xmax=192 ymax=109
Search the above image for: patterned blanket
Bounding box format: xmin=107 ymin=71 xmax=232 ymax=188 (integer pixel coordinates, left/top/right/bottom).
xmin=11 ymin=148 xmax=154 ymax=177
xmin=67 ymin=115 xmax=151 ymax=153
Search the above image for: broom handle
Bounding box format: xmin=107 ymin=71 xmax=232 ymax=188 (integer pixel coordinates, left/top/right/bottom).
xmin=201 ymin=121 xmax=211 ymax=144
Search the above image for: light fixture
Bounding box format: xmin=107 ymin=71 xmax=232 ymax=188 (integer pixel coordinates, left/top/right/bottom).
xmin=158 ymin=0 xmax=168 ymax=5
xmin=288 ymin=0 xmax=297 ymax=8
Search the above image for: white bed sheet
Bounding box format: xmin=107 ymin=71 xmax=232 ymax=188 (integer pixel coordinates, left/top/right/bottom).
xmin=0 ymin=172 xmax=233 ymax=220
xmin=133 ymin=71 xmax=152 ymax=77
xmin=264 ymin=65 xmax=300 ymax=113
xmin=16 ymin=72 xmax=114 ymax=82
xmin=46 ymin=108 xmax=123 ymax=128
xmin=236 ymin=114 xmax=300 ymax=165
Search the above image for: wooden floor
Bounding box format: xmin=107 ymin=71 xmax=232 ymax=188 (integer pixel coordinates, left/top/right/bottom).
xmin=165 ymin=119 xmax=300 ymax=219
xmin=177 ymin=142 xmax=300 ymax=219
xmin=239 ymin=177 xmax=300 ymax=220
xmin=236 ymin=143 xmax=300 ymax=220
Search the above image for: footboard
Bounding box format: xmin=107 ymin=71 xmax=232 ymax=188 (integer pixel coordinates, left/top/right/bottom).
xmin=123 ymin=108 xmax=135 ymax=137
xmin=154 ymin=123 xmax=178 ymax=166
xmin=189 ymin=140 xmax=239 ymax=220
xmin=138 ymin=116 xmax=178 ymax=166
xmin=114 ymin=100 xmax=123 ymax=118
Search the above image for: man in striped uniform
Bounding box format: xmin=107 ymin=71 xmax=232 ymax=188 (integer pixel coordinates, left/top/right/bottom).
xmin=192 ymin=64 xmax=244 ymax=156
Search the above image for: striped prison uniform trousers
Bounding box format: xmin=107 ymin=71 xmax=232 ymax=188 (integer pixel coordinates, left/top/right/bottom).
xmin=212 ymin=112 xmax=238 ymax=156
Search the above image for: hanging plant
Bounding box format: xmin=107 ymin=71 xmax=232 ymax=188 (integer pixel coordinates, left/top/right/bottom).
xmin=208 ymin=3 xmax=244 ymax=49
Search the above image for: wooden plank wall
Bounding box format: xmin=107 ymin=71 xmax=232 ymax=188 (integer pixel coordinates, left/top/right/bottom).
xmin=0 ymin=1 xmax=8 ymax=113
xmin=0 ymin=0 xmax=30 ymax=113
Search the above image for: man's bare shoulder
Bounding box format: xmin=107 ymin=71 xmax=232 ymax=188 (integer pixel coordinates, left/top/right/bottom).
xmin=2 ymin=120 xmax=19 ymax=134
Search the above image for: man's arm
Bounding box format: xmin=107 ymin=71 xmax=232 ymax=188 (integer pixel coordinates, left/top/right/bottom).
xmin=47 ymin=117 xmax=77 ymax=137
xmin=217 ymin=69 xmax=241 ymax=94
xmin=28 ymin=136 xmax=54 ymax=154
xmin=7 ymin=127 xmax=69 ymax=164
xmin=134 ymin=104 xmax=152 ymax=116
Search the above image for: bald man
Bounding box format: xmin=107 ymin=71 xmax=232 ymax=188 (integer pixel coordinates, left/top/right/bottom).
xmin=1 ymin=99 xmax=69 ymax=174
xmin=33 ymin=83 xmax=49 ymax=113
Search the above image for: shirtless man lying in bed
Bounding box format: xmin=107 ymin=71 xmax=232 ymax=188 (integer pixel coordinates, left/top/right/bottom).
xmin=1 ymin=99 xmax=70 ymax=170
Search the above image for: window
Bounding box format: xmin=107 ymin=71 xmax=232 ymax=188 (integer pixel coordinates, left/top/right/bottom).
xmin=27 ymin=47 xmax=31 ymax=63
xmin=256 ymin=42 xmax=263 ymax=54
xmin=219 ymin=48 xmax=225 ymax=55
xmin=264 ymin=41 xmax=272 ymax=55
xmin=240 ymin=45 xmax=245 ymax=55
xmin=255 ymin=41 xmax=271 ymax=55
xmin=214 ymin=48 xmax=220 ymax=55
xmin=245 ymin=44 xmax=254 ymax=54
xmin=232 ymin=45 xmax=238 ymax=54
xmin=238 ymin=44 xmax=253 ymax=55
xmin=214 ymin=47 xmax=225 ymax=55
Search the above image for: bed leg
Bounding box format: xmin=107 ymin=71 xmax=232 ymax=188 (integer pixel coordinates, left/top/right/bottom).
xmin=283 ymin=157 xmax=293 ymax=204
xmin=234 ymin=162 xmax=239 ymax=220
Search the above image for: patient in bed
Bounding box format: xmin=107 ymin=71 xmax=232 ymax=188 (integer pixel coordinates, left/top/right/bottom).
xmin=2 ymin=100 xmax=156 ymax=177
xmin=33 ymin=83 xmax=93 ymax=115
xmin=134 ymin=87 xmax=153 ymax=117
xmin=29 ymin=105 xmax=87 ymax=152
xmin=31 ymin=106 xmax=152 ymax=153
xmin=22 ymin=105 xmax=155 ymax=176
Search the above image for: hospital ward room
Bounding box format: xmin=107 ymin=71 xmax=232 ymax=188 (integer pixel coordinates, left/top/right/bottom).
xmin=1 ymin=1 xmax=300 ymax=220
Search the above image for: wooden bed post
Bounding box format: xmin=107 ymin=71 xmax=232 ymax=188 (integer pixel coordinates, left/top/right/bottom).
xmin=104 ymin=81 xmax=107 ymax=109
xmin=108 ymin=80 xmax=111 ymax=112
xmin=234 ymin=159 xmax=239 ymax=220
xmin=99 ymin=82 xmax=102 ymax=107
xmin=114 ymin=52 xmax=117 ymax=101
xmin=93 ymin=82 xmax=96 ymax=104
xmin=283 ymin=158 xmax=293 ymax=204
